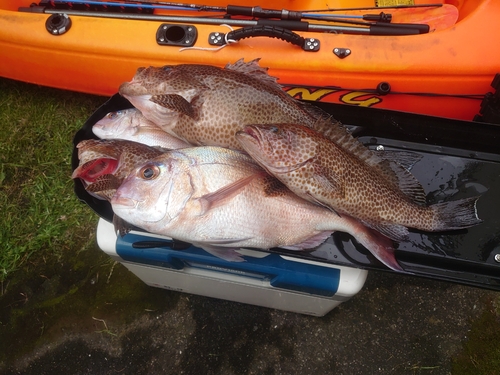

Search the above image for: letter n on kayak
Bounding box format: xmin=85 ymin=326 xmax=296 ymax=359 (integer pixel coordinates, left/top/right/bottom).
xmin=340 ymin=91 xmax=382 ymax=107
xmin=283 ymin=87 xmax=338 ymax=101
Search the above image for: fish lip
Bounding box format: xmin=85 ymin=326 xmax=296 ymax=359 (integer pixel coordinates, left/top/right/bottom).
xmin=71 ymin=167 xmax=83 ymax=180
xmin=111 ymin=195 xmax=137 ymax=208
xmin=238 ymin=126 xmax=263 ymax=147
xmin=118 ymin=81 xmax=147 ymax=97
xmin=237 ymin=125 xmax=280 ymax=157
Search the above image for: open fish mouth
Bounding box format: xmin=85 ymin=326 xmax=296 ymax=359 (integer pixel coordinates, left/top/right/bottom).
xmin=72 ymin=158 xmax=118 ymax=183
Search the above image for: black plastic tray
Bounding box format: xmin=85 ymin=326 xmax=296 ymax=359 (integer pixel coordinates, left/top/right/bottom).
xmin=73 ymin=94 xmax=500 ymax=290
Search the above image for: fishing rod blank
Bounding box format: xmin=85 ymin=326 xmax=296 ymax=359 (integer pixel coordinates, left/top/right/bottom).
xmin=298 ymin=4 xmax=443 ymax=12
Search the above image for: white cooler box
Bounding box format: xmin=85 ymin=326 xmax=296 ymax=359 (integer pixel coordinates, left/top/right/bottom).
xmin=96 ymin=218 xmax=368 ymax=316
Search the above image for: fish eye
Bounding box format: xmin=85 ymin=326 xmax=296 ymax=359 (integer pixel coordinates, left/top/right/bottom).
xmin=270 ymin=126 xmax=279 ymax=133
xmin=106 ymin=111 xmax=121 ymax=119
xmin=139 ymin=165 xmax=159 ymax=180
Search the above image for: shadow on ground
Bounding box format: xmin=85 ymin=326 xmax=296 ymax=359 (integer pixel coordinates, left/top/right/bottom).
xmin=0 ymin=239 xmax=499 ymax=375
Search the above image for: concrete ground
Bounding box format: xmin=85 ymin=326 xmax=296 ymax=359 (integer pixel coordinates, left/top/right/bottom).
xmin=1 ymin=238 xmax=497 ymax=375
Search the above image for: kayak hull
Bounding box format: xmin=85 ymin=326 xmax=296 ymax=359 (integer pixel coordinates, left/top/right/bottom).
xmin=2 ymin=0 xmax=500 ymax=120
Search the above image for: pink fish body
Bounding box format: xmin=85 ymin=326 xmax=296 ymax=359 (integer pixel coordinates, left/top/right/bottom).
xmin=111 ymin=146 xmax=400 ymax=270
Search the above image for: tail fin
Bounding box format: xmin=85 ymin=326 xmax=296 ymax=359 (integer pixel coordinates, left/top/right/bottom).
xmin=356 ymin=226 xmax=403 ymax=272
xmin=432 ymin=196 xmax=482 ymax=230
xmin=338 ymin=215 xmax=403 ymax=272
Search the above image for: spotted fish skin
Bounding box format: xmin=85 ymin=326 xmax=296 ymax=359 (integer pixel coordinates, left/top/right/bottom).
xmin=110 ymin=146 xmax=401 ymax=270
xmin=119 ymin=59 xmax=334 ymax=150
xmin=72 ymin=139 xmax=164 ymax=200
xmin=236 ymin=123 xmax=482 ymax=241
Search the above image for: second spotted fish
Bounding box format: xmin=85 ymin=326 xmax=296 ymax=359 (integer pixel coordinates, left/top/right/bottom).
xmin=236 ymin=122 xmax=482 ymax=243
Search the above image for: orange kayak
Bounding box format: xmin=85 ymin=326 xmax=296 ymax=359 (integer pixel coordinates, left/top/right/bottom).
xmin=1 ymin=0 xmax=499 ymax=120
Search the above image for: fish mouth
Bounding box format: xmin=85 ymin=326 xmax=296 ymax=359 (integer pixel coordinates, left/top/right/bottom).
xmin=111 ymin=195 xmax=137 ymax=208
xmin=72 ymin=158 xmax=119 ymax=182
xmin=118 ymin=81 xmax=148 ymax=97
xmin=236 ymin=126 xmax=263 ymax=147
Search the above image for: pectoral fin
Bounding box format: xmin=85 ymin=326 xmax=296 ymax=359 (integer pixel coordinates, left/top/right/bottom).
xmin=313 ymin=164 xmax=344 ymax=199
xmin=150 ymin=94 xmax=196 ymax=119
xmin=197 ymin=172 xmax=265 ymax=215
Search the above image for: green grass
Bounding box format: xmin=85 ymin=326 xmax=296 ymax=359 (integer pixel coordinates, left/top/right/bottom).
xmin=0 ymin=78 xmax=105 ymax=281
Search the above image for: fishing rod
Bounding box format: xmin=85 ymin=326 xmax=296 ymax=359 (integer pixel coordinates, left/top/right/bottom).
xmin=41 ymin=0 xmax=396 ymax=22
xmin=26 ymin=5 xmax=424 ymax=36
xmin=31 ymin=0 xmax=429 ymax=35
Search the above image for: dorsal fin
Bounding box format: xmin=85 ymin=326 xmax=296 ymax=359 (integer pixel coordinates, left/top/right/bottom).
xmin=299 ymin=101 xmax=338 ymax=123
xmin=225 ymin=58 xmax=282 ymax=90
xmin=377 ymin=150 xmax=423 ymax=171
xmin=386 ymin=161 xmax=427 ymax=205
xmin=313 ymin=118 xmax=426 ymax=204
xmin=313 ymin=117 xmax=385 ymax=169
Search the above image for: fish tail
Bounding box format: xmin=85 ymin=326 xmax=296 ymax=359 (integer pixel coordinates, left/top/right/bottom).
xmin=355 ymin=226 xmax=403 ymax=272
xmin=335 ymin=216 xmax=403 ymax=271
xmin=430 ymin=196 xmax=482 ymax=231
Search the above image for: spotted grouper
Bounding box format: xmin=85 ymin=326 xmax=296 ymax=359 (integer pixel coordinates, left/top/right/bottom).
xmin=110 ymin=146 xmax=400 ymax=269
xmin=236 ymin=123 xmax=482 ymax=243
xmin=118 ymin=58 xmax=337 ymax=150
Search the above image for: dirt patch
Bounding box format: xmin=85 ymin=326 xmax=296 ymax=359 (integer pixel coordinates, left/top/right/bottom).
xmin=1 ymin=243 xmax=498 ymax=375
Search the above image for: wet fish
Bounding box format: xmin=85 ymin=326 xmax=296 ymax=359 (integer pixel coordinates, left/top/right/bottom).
xmin=72 ymin=139 xmax=164 ymax=200
xmin=118 ymin=59 xmax=335 ymax=150
xmin=236 ymin=123 xmax=482 ymax=242
xmin=110 ymin=146 xmax=401 ymax=270
xmin=93 ymin=108 xmax=191 ymax=149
